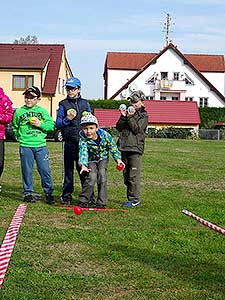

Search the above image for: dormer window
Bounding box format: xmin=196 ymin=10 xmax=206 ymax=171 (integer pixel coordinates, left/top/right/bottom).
xmin=146 ymin=72 xmax=158 ymax=84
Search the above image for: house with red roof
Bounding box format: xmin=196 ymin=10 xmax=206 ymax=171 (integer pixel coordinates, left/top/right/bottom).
xmin=94 ymin=100 xmax=200 ymax=131
xmin=0 ymin=44 xmax=73 ymax=120
xmin=104 ymin=43 xmax=225 ymax=108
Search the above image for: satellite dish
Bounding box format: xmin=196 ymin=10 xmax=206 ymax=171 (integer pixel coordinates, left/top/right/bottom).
xmin=129 ymin=83 xmax=137 ymax=92
xmin=120 ymin=89 xmax=127 ymax=99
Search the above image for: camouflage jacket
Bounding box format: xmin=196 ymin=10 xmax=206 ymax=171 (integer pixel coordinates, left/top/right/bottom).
xmin=79 ymin=128 xmax=121 ymax=166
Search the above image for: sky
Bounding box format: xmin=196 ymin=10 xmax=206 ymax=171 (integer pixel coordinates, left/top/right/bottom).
xmin=1 ymin=0 xmax=225 ymax=99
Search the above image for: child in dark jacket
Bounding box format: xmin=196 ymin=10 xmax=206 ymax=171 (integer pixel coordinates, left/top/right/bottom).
xmin=78 ymin=112 xmax=123 ymax=208
xmin=116 ymin=90 xmax=148 ymax=208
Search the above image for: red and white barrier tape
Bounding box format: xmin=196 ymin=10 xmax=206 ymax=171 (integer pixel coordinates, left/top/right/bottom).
xmin=182 ymin=209 xmax=225 ymax=235
xmin=0 ymin=204 xmax=27 ymax=288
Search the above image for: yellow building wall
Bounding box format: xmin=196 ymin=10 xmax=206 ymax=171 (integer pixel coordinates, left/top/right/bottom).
xmin=0 ymin=49 xmax=73 ymax=121
xmin=0 ymin=69 xmax=42 ymax=108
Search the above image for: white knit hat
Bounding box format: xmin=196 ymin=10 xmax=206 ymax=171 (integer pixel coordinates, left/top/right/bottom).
xmin=80 ymin=112 xmax=98 ymax=126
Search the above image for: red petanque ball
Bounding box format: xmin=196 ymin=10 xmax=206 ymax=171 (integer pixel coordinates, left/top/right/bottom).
xmin=73 ymin=206 xmax=83 ymax=215
xmin=116 ymin=162 xmax=125 ymax=171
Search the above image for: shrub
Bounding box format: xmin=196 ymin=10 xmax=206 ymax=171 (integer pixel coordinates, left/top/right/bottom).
xmin=199 ymin=107 xmax=225 ymax=128
xmin=147 ymin=127 xmax=193 ymax=139
xmin=88 ymin=100 xmax=129 ymax=111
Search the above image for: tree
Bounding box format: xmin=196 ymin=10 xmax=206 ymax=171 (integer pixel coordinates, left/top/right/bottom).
xmin=13 ymin=35 xmax=39 ymax=44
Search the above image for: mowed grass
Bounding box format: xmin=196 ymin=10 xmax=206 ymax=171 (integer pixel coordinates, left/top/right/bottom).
xmin=1 ymin=139 xmax=225 ymax=299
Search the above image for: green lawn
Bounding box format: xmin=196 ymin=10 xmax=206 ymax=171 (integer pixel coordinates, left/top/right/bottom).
xmin=1 ymin=139 xmax=225 ymax=299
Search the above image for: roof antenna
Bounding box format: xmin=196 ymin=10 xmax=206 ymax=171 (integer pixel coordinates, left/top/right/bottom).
xmin=163 ymin=12 xmax=174 ymax=46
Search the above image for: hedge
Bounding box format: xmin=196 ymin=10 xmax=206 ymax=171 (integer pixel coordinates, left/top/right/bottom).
xmin=199 ymin=107 xmax=225 ymax=128
xmin=89 ymin=99 xmax=129 ymax=111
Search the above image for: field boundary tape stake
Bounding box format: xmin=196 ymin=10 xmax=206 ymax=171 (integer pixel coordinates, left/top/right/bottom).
xmin=182 ymin=209 xmax=225 ymax=235
xmin=0 ymin=204 xmax=27 ymax=288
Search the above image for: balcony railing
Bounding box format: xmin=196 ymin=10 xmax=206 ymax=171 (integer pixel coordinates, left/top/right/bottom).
xmin=155 ymin=80 xmax=186 ymax=91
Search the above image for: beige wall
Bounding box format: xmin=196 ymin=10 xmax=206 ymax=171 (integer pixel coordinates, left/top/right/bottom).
xmin=0 ymin=49 xmax=73 ymax=121
xmin=0 ymin=69 xmax=42 ymax=108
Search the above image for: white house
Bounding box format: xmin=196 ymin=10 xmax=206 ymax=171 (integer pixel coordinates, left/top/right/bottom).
xmin=103 ymin=43 xmax=225 ymax=107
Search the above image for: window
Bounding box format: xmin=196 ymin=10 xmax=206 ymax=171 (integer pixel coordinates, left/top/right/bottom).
xmin=172 ymin=96 xmax=179 ymax=100
xmin=173 ymin=72 xmax=179 ymax=80
xmin=199 ymin=97 xmax=208 ymax=107
xmin=160 ymin=96 xmax=167 ymax=100
xmin=12 ymin=75 xmax=34 ymax=90
xmin=185 ymin=97 xmax=194 ymax=102
xmin=161 ymin=72 xmax=168 ymax=80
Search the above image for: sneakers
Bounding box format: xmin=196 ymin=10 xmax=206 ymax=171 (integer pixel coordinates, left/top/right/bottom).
xmin=23 ymin=194 xmax=36 ymax=203
xmin=95 ymin=203 xmax=106 ymax=209
xmin=77 ymin=202 xmax=88 ymax=208
xmin=32 ymin=193 xmax=42 ymax=200
xmin=121 ymin=201 xmax=141 ymax=208
xmin=60 ymin=195 xmax=72 ymax=205
xmin=46 ymin=194 xmax=55 ymax=205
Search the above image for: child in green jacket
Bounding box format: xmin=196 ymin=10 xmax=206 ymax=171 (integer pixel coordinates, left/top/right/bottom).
xmin=12 ymin=86 xmax=55 ymax=204
xmin=77 ymin=112 xmax=123 ymax=208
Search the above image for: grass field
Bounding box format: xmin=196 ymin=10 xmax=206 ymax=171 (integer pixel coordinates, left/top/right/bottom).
xmin=1 ymin=139 xmax=225 ymax=300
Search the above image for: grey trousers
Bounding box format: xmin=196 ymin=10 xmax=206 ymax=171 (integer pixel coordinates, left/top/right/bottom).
xmin=121 ymin=152 xmax=141 ymax=202
xmin=78 ymin=159 xmax=108 ymax=206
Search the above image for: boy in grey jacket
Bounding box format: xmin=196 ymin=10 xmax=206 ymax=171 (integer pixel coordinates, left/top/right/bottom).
xmin=116 ymin=90 xmax=148 ymax=207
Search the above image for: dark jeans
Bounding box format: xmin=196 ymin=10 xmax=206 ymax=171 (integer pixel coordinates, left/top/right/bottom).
xmin=0 ymin=140 xmax=4 ymax=178
xmin=78 ymin=159 xmax=108 ymax=206
xmin=121 ymin=152 xmax=141 ymax=202
xmin=62 ymin=141 xmax=86 ymax=198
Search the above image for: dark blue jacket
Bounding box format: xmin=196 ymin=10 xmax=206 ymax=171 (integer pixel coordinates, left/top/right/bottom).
xmin=56 ymin=95 xmax=91 ymax=143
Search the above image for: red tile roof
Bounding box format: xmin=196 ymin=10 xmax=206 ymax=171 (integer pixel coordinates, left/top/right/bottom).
xmin=106 ymin=52 xmax=156 ymax=70
xmin=94 ymin=100 xmax=200 ymax=127
xmin=184 ymin=54 xmax=225 ymax=72
xmin=0 ymin=44 xmax=65 ymax=95
xmin=144 ymin=100 xmax=200 ymax=125
xmin=106 ymin=49 xmax=225 ymax=72
xmin=94 ymin=109 xmax=121 ymax=127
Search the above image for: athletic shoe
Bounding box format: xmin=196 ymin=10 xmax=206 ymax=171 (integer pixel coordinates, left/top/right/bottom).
xmin=77 ymin=202 xmax=88 ymax=208
xmin=95 ymin=203 xmax=106 ymax=209
xmin=32 ymin=193 xmax=42 ymax=200
xmin=24 ymin=194 xmax=36 ymax=203
xmin=46 ymin=194 xmax=55 ymax=205
xmin=60 ymin=195 xmax=72 ymax=205
xmin=121 ymin=201 xmax=141 ymax=208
